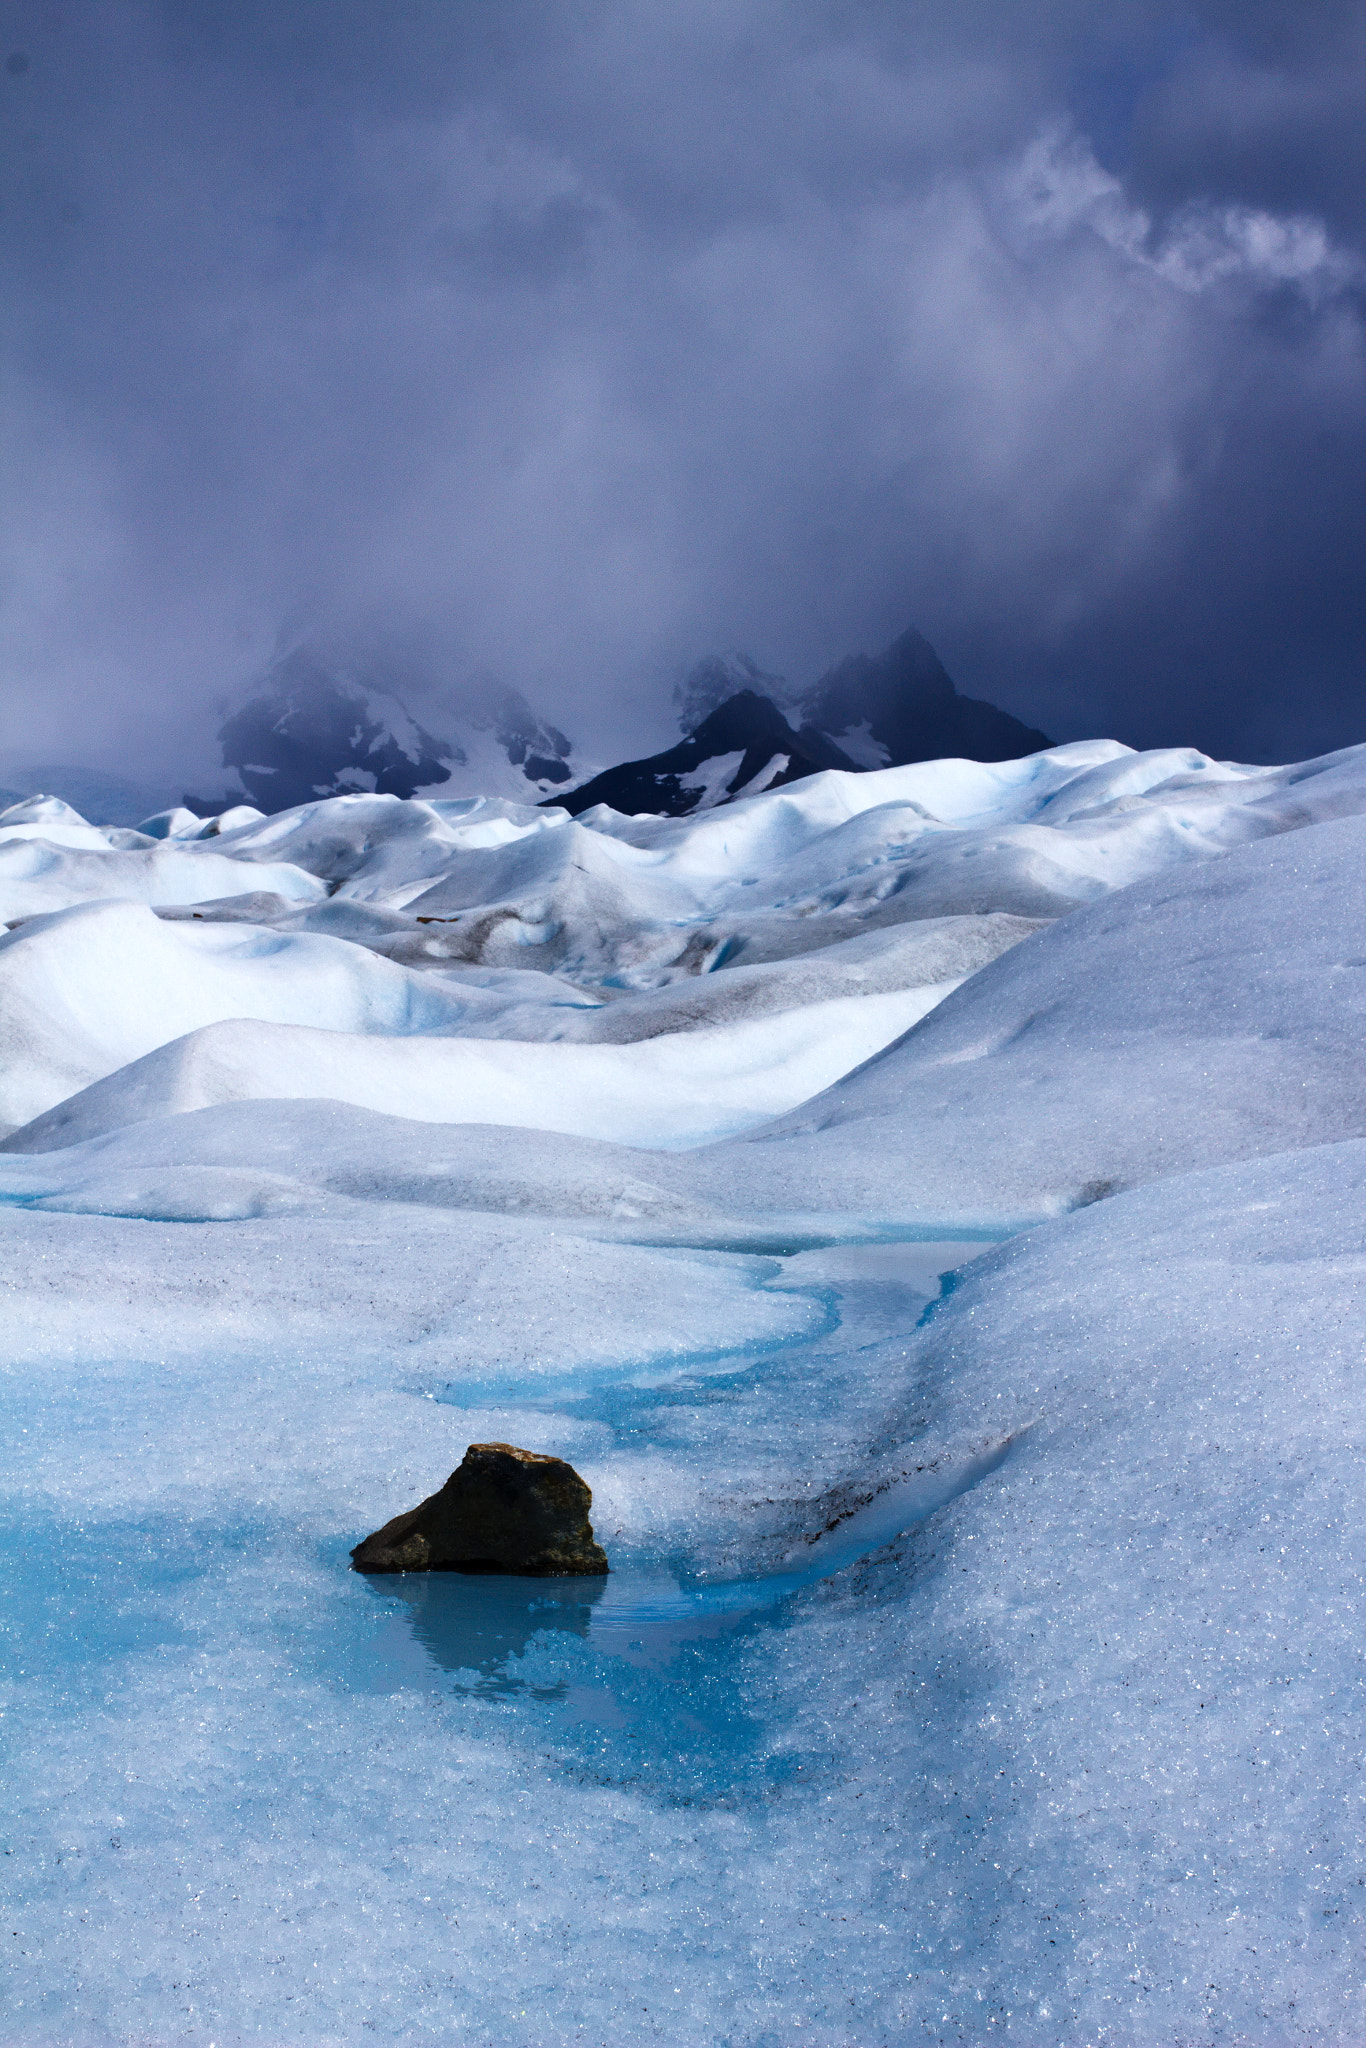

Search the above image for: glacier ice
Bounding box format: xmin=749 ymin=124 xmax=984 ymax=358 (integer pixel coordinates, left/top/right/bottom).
xmin=5 ymin=736 xmax=1366 ymax=2042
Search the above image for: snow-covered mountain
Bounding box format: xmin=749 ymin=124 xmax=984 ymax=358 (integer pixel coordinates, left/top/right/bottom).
xmin=190 ymin=646 xmax=583 ymax=814
xmin=1 ymin=627 xmax=1043 ymax=829
xmin=554 ymin=688 xmax=859 ymax=817
xmin=557 ymin=626 xmax=1049 ymax=817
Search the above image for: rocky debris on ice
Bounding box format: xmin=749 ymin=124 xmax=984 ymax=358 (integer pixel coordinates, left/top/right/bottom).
xmin=351 ymin=1442 xmax=609 ymax=1576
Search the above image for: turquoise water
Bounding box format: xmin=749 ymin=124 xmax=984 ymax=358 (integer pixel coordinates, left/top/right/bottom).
xmin=333 ymin=1235 xmax=1011 ymax=1795
xmin=332 ymin=1426 xmax=1012 ymax=1804
xmin=1 ymin=1238 xmax=1004 ymax=1809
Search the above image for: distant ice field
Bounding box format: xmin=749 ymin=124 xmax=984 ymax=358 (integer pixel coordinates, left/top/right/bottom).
xmin=5 ymin=737 xmax=1366 ymax=2042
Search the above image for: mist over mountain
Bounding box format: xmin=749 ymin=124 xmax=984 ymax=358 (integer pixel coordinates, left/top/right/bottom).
xmin=557 ymin=627 xmax=1050 ymax=819
xmin=187 ymin=648 xmax=580 ymax=816
xmin=0 ymin=763 xmax=185 ymax=827
xmin=672 ymin=655 xmax=792 ymax=735
xmin=795 ymin=627 xmax=1051 ymax=773
xmin=170 ymin=625 xmax=1049 ymax=823
xmin=157 ymin=624 xmax=1053 ymax=823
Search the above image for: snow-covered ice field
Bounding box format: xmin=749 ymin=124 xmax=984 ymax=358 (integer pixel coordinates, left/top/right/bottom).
xmin=4 ymin=737 xmax=1366 ymax=2043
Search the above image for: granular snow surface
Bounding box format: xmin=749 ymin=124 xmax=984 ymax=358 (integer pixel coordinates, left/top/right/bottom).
xmin=4 ymin=740 xmax=1366 ymax=2043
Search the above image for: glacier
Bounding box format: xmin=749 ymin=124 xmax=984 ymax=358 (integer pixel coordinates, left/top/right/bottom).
xmin=4 ymin=735 xmax=1366 ymax=2043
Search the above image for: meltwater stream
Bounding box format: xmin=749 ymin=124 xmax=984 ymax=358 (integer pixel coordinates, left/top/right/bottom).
xmin=341 ymin=1237 xmax=1011 ymax=1794
xmin=353 ymin=1431 xmax=1014 ymax=1688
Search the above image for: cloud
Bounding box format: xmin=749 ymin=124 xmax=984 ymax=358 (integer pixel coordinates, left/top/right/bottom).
xmin=1010 ymin=120 xmax=1361 ymax=299
xmin=1 ymin=1 xmax=1363 ymax=778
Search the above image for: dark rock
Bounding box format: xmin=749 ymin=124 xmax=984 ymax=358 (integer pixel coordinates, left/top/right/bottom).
xmin=351 ymin=1442 xmax=609 ymax=1577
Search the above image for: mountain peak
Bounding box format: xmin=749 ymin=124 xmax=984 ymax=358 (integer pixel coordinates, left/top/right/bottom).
xmin=551 ymin=690 xmax=855 ymax=819
xmin=178 ymin=624 xmax=1046 ymax=823
xmin=798 ymin=626 xmax=1048 ymax=769
xmin=549 ymin=625 xmax=1049 ymax=819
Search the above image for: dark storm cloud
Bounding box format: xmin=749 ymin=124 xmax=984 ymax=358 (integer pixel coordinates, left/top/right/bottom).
xmin=1 ymin=0 xmax=1363 ymax=777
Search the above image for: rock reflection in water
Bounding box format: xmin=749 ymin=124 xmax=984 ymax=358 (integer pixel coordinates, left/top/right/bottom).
xmin=359 ymin=1569 xmax=608 ymax=1690
xmin=351 ymin=1436 xmax=1015 ymax=1716
xmin=354 ymin=1566 xmax=778 ymax=1787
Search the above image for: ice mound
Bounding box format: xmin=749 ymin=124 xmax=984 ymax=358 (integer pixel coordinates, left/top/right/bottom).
xmin=2 ymin=982 xmax=951 ymax=1153
xmin=0 ymin=817 xmax=323 ymax=922
xmin=689 ymin=806 xmax=1366 ymax=1225
xmin=0 ymin=1097 xmax=721 ymax=1229
xmin=792 ymin=1136 xmax=1366 ymax=2037
xmin=0 ymin=898 xmax=499 ymax=1129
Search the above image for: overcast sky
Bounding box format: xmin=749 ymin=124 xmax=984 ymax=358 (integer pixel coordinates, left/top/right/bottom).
xmin=2 ymin=0 xmax=1364 ymax=776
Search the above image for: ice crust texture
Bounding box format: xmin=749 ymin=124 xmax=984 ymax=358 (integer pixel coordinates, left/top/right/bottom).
xmin=5 ymin=738 xmax=1366 ymax=2042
